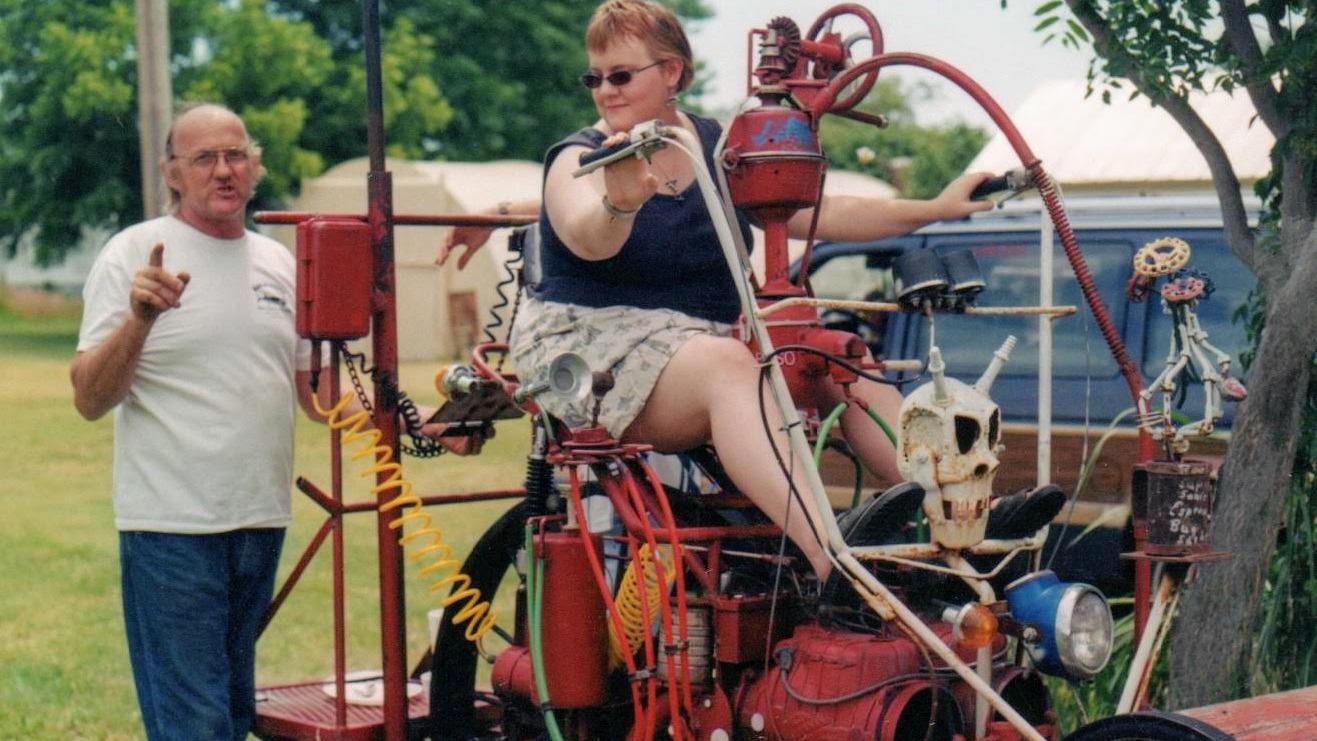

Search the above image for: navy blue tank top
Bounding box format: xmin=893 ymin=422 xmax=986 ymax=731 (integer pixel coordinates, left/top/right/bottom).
xmin=532 ymin=113 xmax=754 ymax=324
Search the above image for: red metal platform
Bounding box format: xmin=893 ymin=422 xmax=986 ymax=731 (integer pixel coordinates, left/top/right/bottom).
xmin=254 ymin=680 xmax=428 ymax=741
xmin=1179 ymin=685 xmax=1317 ymax=740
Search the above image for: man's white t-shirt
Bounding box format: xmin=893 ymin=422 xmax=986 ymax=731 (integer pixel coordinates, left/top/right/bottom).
xmin=78 ymin=215 xmax=309 ymax=533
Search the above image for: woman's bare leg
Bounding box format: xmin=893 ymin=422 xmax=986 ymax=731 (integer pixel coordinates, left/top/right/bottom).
xmin=821 ymin=373 xmax=905 ymax=488
xmin=622 ymin=335 xmax=834 ymax=578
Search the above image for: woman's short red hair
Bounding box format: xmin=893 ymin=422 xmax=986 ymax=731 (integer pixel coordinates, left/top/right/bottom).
xmin=586 ymin=0 xmax=694 ymax=93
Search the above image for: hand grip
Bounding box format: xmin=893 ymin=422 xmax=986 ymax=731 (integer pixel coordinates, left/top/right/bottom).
xmin=577 ymin=141 xmax=637 ymax=170
xmin=970 ymin=174 xmax=1012 ymax=200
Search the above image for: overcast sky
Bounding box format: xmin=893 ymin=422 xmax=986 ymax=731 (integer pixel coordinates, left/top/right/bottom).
xmin=687 ymin=1 xmax=1092 ymax=126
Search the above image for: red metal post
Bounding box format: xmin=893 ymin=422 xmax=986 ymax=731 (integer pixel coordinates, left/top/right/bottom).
xmin=361 ymin=0 xmax=407 ymax=734
xmin=331 ymin=346 xmax=348 ymax=728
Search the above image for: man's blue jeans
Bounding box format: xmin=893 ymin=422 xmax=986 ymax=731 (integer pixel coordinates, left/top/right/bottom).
xmin=120 ymin=529 xmax=285 ymax=741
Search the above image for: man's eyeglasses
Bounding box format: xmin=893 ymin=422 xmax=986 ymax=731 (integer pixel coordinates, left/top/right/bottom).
xmin=580 ymin=60 xmax=663 ymax=90
xmin=172 ymin=148 xmax=251 ymax=170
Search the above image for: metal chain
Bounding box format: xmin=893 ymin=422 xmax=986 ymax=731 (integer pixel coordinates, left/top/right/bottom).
xmin=340 ymin=345 xmax=445 ymax=459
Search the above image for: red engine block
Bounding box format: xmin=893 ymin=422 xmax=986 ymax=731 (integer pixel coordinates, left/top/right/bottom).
xmin=737 ymin=623 xmax=1014 ymax=741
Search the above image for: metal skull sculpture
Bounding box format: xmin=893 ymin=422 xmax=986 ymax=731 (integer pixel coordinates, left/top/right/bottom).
xmin=898 ymin=337 xmax=1015 ymax=549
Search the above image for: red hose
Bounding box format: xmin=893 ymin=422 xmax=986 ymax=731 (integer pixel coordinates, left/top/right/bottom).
xmin=615 ymin=469 xmax=682 ymax=740
xmin=600 ymin=476 xmax=658 ymax=741
xmin=566 ymin=467 xmax=647 ymax=733
xmin=809 ymin=51 xmax=1153 ymax=461
xmin=807 ymin=49 xmax=1157 ymax=634
xmin=635 ymin=462 xmax=698 ymax=723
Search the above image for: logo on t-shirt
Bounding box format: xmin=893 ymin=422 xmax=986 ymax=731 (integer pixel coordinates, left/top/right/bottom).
xmin=253 ymin=283 xmax=292 ymax=314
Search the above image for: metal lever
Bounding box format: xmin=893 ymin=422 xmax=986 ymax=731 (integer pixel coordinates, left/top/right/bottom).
xmin=573 ymin=120 xmax=672 ymax=177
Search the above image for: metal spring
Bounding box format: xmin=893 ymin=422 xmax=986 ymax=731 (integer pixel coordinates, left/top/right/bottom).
xmin=312 ymin=391 xmax=497 ymax=641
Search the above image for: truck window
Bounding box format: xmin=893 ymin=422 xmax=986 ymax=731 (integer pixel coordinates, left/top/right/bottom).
xmin=810 ymin=253 xmax=895 ymax=302
xmin=1141 ymin=237 xmax=1252 ymax=379
xmin=920 ymin=239 xmax=1130 ymax=379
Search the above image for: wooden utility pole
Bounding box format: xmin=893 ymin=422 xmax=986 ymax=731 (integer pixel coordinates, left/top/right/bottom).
xmin=135 ymin=0 xmax=172 ymax=218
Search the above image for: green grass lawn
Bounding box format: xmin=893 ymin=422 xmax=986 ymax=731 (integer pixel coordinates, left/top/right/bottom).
xmin=0 ymin=303 xmax=529 ymax=738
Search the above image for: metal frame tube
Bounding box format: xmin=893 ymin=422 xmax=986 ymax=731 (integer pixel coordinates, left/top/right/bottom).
xmin=362 ymin=0 xmax=407 ymax=736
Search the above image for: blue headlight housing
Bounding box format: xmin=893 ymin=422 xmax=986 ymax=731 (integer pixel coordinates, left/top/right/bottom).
xmin=1006 ymin=570 xmax=1114 ymax=682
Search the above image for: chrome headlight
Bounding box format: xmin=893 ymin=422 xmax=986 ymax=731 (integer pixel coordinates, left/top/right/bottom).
xmin=1006 ymin=570 xmax=1114 ymax=682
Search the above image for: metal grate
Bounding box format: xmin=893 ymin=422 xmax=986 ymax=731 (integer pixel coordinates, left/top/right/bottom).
xmin=254 ymin=680 xmax=429 ymax=740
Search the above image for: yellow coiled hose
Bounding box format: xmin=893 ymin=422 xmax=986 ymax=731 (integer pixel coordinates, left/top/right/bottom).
xmin=314 ymin=391 xmax=496 ymax=642
xmin=609 ymin=543 xmax=673 ymax=668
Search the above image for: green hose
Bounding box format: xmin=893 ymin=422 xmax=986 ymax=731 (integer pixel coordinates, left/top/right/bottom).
xmin=525 ymin=522 xmax=565 ymax=741
xmin=814 ymin=403 xmax=867 ymax=509
xmin=862 ymin=405 xmax=898 ymax=446
xmin=813 ymin=402 xmax=849 ymax=467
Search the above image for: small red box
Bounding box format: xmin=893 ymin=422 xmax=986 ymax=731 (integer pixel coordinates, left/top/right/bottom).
xmin=295 ymin=218 xmax=372 ymax=340
xmin=713 ymin=593 xmax=793 ymax=664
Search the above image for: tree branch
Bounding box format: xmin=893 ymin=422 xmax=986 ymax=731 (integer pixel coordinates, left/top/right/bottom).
xmin=1219 ymin=0 xmax=1286 ymax=137
xmin=1280 ymin=150 xmax=1316 ymax=267
xmin=1260 ymin=0 xmax=1289 ymax=47
xmin=1064 ymin=0 xmax=1258 ymax=274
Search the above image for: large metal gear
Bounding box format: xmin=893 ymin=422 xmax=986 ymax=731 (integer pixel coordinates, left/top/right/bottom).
xmin=766 ymin=16 xmax=802 ymax=70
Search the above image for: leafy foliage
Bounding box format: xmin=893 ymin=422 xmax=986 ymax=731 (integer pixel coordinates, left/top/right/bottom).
xmin=817 ymin=78 xmax=989 ymax=198
xmin=0 ymin=0 xmax=710 ymax=266
xmin=0 ymin=0 xmax=444 ymax=265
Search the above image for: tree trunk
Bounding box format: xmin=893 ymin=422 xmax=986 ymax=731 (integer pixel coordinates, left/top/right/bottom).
xmin=1168 ymin=228 xmax=1317 ymax=709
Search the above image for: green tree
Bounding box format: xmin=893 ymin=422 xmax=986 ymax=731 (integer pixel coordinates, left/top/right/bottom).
xmin=0 ymin=0 xmax=451 ymax=266
xmin=1 ymin=0 xmax=710 ymax=266
xmin=267 ymin=0 xmax=710 ymax=162
xmin=1019 ymin=0 xmax=1317 ymax=709
xmin=818 ymin=78 xmax=989 ymax=198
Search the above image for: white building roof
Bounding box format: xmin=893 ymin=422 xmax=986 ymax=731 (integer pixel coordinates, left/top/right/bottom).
xmin=968 ymin=80 xmax=1274 ymax=188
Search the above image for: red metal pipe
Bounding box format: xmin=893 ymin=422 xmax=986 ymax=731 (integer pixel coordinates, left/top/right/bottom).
xmin=330 ymin=349 xmax=348 ymax=728
xmin=366 ymin=169 xmax=409 ymax=738
xmin=253 ymin=211 xmax=537 ymax=228
xmin=259 ymin=515 xmax=334 ymax=636
xmin=294 ymin=476 xmax=342 ymax=515
xmin=414 ymin=489 xmax=527 ymax=506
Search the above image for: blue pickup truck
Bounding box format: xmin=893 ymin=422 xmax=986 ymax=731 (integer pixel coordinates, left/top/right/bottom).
xmin=798 ymin=195 xmax=1256 ymax=593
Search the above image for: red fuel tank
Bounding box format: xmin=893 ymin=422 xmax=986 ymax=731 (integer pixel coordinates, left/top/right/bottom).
xmin=492 ymin=530 xmax=609 ymax=709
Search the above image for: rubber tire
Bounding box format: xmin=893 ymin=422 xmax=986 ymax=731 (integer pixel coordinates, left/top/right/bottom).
xmin=427 ymin=500 xmax=529 ymax=740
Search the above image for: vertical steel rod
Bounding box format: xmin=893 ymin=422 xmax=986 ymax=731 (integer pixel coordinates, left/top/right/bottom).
xmin=361 ymin=0 xmax=408 ymax=737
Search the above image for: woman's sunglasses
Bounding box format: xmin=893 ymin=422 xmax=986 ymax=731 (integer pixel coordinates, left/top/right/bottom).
xmin=580 ymin=60 xmax=663 ymax=90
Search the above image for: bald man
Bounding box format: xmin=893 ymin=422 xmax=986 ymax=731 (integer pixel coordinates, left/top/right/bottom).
xmin=71 ymin=103 xmax=316 ymax=740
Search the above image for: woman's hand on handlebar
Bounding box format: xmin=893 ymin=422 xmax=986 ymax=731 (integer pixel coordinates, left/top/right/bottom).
xmin=934 ymin=172 xmax=998 ymax=219
xmin=600 ymin=131 xmax=660 ymax=213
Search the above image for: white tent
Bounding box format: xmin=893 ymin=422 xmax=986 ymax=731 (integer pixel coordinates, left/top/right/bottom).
xmin=968 ymin=80 xmax=1273 ymax=193
xmin=269 ymin=158 xmax=542 ymax=360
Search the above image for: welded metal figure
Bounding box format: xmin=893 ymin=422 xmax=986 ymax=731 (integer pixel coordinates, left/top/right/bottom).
xmin=1132 ymin=238 xmax=1248 ymax=454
